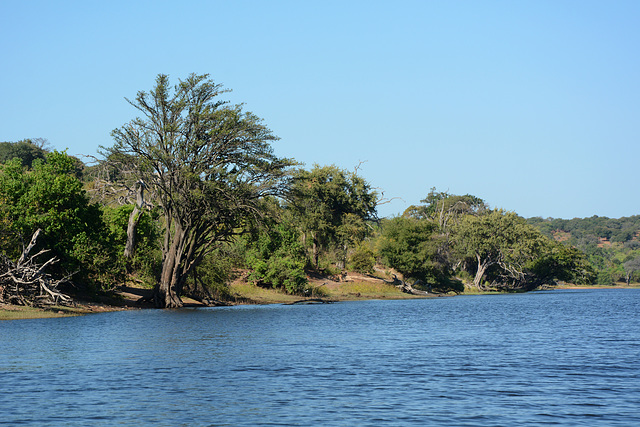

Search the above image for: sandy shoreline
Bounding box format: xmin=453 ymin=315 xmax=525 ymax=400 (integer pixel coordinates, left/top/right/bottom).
xmin=2 ymin=279 xmax=638 ymax=320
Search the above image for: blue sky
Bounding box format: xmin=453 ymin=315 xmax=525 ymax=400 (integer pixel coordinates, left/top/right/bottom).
xmin=1 ymin=0 xmax=638 ymax=219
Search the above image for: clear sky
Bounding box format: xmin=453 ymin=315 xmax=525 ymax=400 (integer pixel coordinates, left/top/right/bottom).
xmin=1 ymin=0 xmax=638 ymax=219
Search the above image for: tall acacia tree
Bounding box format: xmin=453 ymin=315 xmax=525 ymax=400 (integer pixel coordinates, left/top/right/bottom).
xmin=107 ymin=74 xmax=293 ymax=307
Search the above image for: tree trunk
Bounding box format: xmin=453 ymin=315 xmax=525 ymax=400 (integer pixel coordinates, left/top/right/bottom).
xmin=336 ymin=243 xmax=347 ymax=270
xmin=155 ymin=224 xmax=186 ymax=308
xmin=312 ymin=233 xmax=319 ymax=269
xmin=123 ymin=205 xmax=140 ymax=259
xmin=124 ymin=180 xmax=145 ymax=260
xmin=473 ymin=254 xmax=490 ymax=290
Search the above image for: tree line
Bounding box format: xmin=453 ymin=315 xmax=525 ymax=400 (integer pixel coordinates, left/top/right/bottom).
xmin=527 ymin=216 xmax=640 ymax=285
xmin=1 ymin=73 xmax=632 ymax=308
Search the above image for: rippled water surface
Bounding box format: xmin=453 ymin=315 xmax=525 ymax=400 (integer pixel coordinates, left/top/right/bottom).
xmin=1 ymin=288 xmax=639 ymax=426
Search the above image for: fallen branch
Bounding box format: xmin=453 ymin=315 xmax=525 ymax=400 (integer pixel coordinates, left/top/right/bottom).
xmin=0 ymin=229 xmax=73 ymax=307
xmin=285 ymin=298 xmax=334 ymax=305
xmin=383 ymin=274 xmax=430 ymax=296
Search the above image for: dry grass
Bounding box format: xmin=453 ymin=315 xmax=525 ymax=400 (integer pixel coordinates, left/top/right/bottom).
xmin=228 ymin=282 xmax=304 ymax=304
xmin=322 ymin=280 xmax=421 ymax=300
xmin=228 ymin=276 xmax=422 ymax=304
xmin=0 ymin=304 xmax=88 ymax=320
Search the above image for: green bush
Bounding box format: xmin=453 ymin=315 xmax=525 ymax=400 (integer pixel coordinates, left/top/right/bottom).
xmin=251 ymin=256 xmax=308 ymax=294
xmin=0 ymin=152 xmax=122 ymax=290
xmin=244 ymin=221 xmax=309 ymax=294
xmin=349 ymin=245 xmax=376 ymax=274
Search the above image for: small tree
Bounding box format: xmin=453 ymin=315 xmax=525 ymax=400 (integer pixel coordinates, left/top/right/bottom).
xmin=245 ymin=214 xmax=308 ymax=295
xmin=623 ymin=257 xmax=640 ymax=285
xmin=349 ymin=245 xmax=376 ymax=274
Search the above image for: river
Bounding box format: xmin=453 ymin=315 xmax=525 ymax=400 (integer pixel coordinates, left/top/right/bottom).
xmin=1 ymin=288 xmax=639 ymax=426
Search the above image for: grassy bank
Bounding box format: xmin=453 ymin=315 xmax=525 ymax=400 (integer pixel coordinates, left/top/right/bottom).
xmin=0 ymin=303 xmax=103 ymax=320
xmin=228 ymin=279 xmax=431 ymax=305
xmin=4 ymin=276 xmax=637 ymax=320
xmin=0 ymin=274 xmax=429 ymax=319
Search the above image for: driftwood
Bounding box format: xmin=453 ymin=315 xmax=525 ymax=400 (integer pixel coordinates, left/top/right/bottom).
xmin=383 ymin=274 xmax=430 ymax=296
xmin=286 ymin=298 xmax=334 ymax=305
xmin=0 ymin=229 xmax=72 ymax=307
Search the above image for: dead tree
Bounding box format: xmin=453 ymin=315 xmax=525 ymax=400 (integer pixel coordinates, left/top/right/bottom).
xmin=0 ymin=229 xmax=72 ymax=307
xmin=123 ymin=180 xmax=147 ymax=259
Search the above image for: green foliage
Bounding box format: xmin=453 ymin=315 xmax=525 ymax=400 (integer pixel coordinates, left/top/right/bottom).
xmin=527 ymin=215 xmax=640 ymax=285
xmin=191 ymin=247 xmax=242 ymax=301
xmin=406 ymin=187 xmax=487 ymax=225
xmin=349 ymin=245 xmax=376 ymax=274
xmin=251 ymin=256 xmax=308 ymax=294
xmin=453 ymin=210 xmax=594 ymax=291
xmin=527 ymin=240 xmax=596 ymax=285
xmin=102 ymin=205 xmax=162 ymax=280
xmin=106 ymin=73 xmax=295 ymax=307
xmin=528 ymin=215 xmax=640 ymax=244
xmin=0 ymin=140 xmax=46 ymax=168
xmin=245 ymin=221 xmax=308 ymax=294
xmin=378 ymin=217 xmax=452 ymax=287
xmin=288 ymin=164 xmax=377 ymax=268
xmin=0 ymin=151 xmax=120 ymax=288
xmin=622 ymin=256 xmax=640 ymax=284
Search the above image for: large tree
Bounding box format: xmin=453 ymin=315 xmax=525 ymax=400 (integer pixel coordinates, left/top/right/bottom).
xmin=404 ymin=188 xmax=487 ymax=232
xmin=453 ymin=209 xmax=593 ymax=291
xmin=288 ymin=164 xmax=377 ymax=269
xmin=106 ymin=74 xmax=293 ymax=307
xmin=378 ymin=216 xmax=459 ymax=292
xmin=623 ymin=257 xmax=640 ymax=285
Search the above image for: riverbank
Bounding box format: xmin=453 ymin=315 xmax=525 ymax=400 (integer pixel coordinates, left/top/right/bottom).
xmin=0 ymin=301 xmax=126 ymax=320
xmin=0 ymin=271 xmax=434 ymax=320
xmin=2 ymin=273 xmax=638 ymax=320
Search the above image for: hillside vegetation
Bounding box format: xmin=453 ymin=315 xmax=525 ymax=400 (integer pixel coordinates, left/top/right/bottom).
xmin=528 ymin=216 xmax=640 ymax=285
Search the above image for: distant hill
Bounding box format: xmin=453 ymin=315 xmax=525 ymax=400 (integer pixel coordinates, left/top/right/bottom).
xmin=527 ymin=215 xmax=640 ymax=286
xmin=527 ymin=215 xmax=640 ymax=247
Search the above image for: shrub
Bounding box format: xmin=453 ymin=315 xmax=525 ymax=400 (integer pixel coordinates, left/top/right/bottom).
xmin=244 ymin=221 xmax=309 ymax=294
xmin=349 ymin=245 xmax=376 ymax=274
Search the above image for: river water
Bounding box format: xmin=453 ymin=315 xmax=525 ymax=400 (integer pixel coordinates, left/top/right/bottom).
xmin=1 ymin=288 xmax=639 ymax=426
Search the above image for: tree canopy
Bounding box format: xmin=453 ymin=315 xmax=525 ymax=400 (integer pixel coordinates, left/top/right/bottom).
xmin=0 ymin=140 xmax=47 ymax=168
xmin=378 ymin=216 xmax=459 ymax=292
xmin=105 ymin=73 xmax=294 ymax=307
xmin=453 ymin=209 xmax=593 ymax=291
xmin=288 ymin=164 xmax=377 ymax=269
xmin=2 ymin=75 xmax=625 ymax=309
xmin=0 ymin=151 xmax=114 ymax=285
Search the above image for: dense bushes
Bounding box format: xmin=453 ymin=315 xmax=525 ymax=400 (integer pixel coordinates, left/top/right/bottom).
xmin=0 ymin=152 xmax=121 ymax=289
xmin=244 ymin=221 xmax=309 ymax=294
